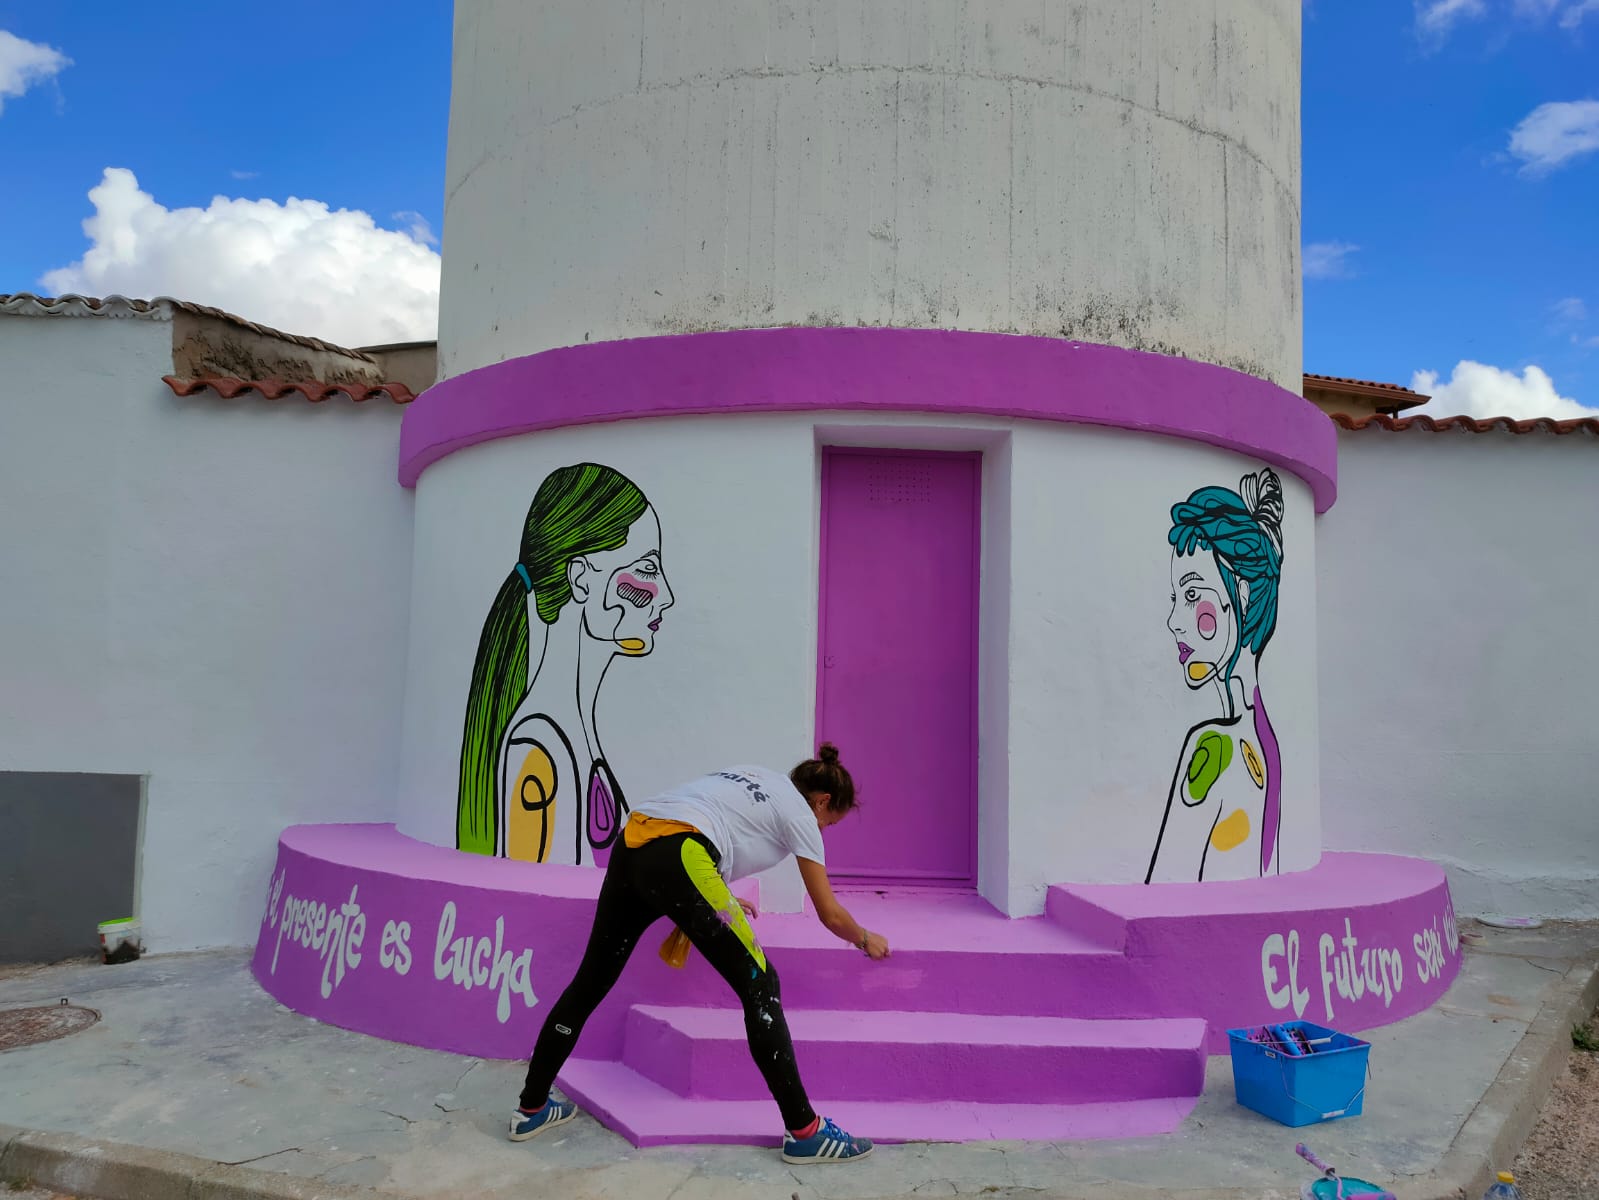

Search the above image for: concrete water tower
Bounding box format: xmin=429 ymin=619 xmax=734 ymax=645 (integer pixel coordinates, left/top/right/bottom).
xmin=400 ymin=1 xmax=1323 ymax=901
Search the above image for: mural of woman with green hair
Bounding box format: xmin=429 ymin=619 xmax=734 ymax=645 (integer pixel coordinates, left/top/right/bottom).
xmin=1146 ymin=467 xmax=1285 ymax=884
xmin=457 ymin=463 xmax=674 ymax=865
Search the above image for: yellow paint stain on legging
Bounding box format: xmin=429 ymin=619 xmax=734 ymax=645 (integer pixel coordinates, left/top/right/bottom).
xmin=1210 ymin=808 xmax=1251 ymax=853
xmin=680 ymin=840 xmax=766 ymax=973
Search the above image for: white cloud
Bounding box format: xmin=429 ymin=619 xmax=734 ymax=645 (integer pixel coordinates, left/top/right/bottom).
xmin=1552 ymin=296 xmax=1588 ymax=321
xmin=1410 ymin=360 xmax=1597 ymax=419
xmin=1509 ymin=99 xmax=1599 ymax=174
xmin=40 ymin=168 xmax=440 ymax=347
xmin=1415 ymin=0 xmax=1488 ymax=39
xmin=1303 ymin=241 xmax=1361 ymax=280
xmin=1558 ymin=0 xmax=1599 ymax=26
xmin=0 ymin=29 xmax=70 ymax=114
xmin=392 ymin=210 xmax=438 ymax=246
xmin=1519 ymin=0 xmax=1599 ymax=24
xmin=229 ymin=169 xmax=260 ymax=181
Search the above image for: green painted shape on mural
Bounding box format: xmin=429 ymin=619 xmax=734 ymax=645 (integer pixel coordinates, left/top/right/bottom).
xmin=1186 ymin=731 xmax=1234 ymax=804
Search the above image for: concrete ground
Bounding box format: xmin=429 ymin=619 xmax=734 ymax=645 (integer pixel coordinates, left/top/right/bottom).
xmin=1 ymin=920 xmax=1596 ymax=1200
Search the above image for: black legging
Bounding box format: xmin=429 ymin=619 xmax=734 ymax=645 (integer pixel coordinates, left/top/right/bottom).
xmin=519 ymin=831 xmax=818 ymax=1132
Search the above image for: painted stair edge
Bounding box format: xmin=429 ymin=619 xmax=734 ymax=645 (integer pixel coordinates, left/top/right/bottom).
xmin=621 ymin=1006 xmax=1209 ymax=1105
xmin=557 ymin=1056 xmax=1204 ymax=1147
xmin=1044 ymin=852 xmax=1454 ymax=957
xmin=1044 ymin=887 xmax=1128 ymax=951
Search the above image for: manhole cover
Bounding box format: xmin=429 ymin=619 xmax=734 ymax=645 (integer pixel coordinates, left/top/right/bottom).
xmin=0 ymin=1003 xmax=101 ymax=1051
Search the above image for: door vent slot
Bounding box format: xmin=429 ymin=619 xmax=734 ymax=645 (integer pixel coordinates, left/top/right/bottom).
xmin=865 ymin=458 xmax=933 ymax=505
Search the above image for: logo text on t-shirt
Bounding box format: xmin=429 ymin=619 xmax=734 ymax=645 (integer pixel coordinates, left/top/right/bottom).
xmin=713 ymin=770 xmax=771 ymax=803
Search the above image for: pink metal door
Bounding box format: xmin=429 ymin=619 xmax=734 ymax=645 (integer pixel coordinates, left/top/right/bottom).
xmin=816 ymin=449 xmax=980 ymax=887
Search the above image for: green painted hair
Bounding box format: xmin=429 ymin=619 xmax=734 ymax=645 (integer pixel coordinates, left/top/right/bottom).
xmin=455 ymin=464 xmax=650 ymax=855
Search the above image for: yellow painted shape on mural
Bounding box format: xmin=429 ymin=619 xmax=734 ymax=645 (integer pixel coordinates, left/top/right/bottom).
xmin=680 ymin=839 xmax=766 ymax=973
xmin=1187 ymin=660 xmax=1214 ymax=681
xmin=618 ymin=638 xmax=647 ymax=654
xmin=1210 ymin=808 xmax=1251 ymax=853
xmin=1241 ymin=740 xmax=1266 ymax=789
xmin=507 ymin=744 xmax=557 ymax=863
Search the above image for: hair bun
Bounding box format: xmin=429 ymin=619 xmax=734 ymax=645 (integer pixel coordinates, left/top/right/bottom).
xmin=1240 ymin=467 xmax=1285 ymax=559
xmin=817 ymin=742 xmax=841 ymax=766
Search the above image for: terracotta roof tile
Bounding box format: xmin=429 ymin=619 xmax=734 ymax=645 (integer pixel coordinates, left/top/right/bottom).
xmin=0 ymin=292 xmax=376 ymax=362
xmin=1333 ymin=412 xmax=1599 ymax=436
xmin=162 ymin=375 xmax=415 ymax=405
xmin=1303 ymin=373 xmax=1429 ymax=412
xmin=1304 ymin=373 xmax=1424 ymax=396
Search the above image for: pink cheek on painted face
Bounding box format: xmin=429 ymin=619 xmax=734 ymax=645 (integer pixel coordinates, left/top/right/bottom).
xmin=615 ymin=573 xmax=659 ymax=609
xmin=1196 ymin=601 xmax=1218 ymax=640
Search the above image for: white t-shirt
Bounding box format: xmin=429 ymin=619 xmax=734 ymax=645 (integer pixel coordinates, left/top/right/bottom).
xmin=633 ymin=765 xmax=826 ymax=883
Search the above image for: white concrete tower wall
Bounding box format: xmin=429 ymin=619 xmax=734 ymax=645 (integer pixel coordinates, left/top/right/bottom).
xmin=439 ymin=1 xmax=1302 ymax=388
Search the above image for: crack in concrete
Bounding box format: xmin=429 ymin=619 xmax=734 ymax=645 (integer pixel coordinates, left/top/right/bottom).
xmin=218 ymin=1147 xmax=302 ymax=1167
xmin=451 ymin=1059 xmax=481 ymax=1091
xmin=434 ymin=1059 xmax=482 ymax=1111
xmin=379 ymin=1109 xmax=415 ymax=1125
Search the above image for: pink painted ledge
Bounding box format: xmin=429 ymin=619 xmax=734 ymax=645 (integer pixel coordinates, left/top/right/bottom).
xmin=398 ymin=328 xmax=1339 ymax=512
xmin=252 ymin=824 xmax=1460 ymax=1145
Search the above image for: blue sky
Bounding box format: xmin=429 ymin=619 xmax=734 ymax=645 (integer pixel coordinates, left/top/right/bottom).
xmin=2 ymin=1 xmax=1595 ymax=416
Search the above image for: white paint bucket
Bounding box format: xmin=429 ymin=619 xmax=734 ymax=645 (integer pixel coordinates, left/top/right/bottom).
xmin=98 ymin=917 xmax=142 ymax=963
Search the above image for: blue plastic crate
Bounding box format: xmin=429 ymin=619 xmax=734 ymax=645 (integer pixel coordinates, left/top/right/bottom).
xmin=1226 ymin=1021 xmax=1371 ymax=1127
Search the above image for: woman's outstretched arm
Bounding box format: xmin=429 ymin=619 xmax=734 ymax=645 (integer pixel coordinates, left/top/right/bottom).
xmin=797 ymin=858 xmax=891 ymax=959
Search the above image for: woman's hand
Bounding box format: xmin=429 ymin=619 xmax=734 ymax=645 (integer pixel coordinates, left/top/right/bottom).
xmin=737 ymin=897 xmax=759 ymax=921
xmin=798 ymin=858 xmax=888 ymax=956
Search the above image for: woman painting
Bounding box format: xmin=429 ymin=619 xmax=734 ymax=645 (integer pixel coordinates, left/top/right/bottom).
xmin=508 ymin=744 xmax=889 ymax=1165
xmin=457 ymin=463 xmax=674 ymax=866
xmin=1146 ymin=467 xmax=1285 ymax=884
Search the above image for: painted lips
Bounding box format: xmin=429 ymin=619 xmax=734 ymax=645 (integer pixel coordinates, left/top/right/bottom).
xmin=1177 ymin=642 xmax=1193 ymax=664
xmin=648 ymin=618 xmax=662 ymax=631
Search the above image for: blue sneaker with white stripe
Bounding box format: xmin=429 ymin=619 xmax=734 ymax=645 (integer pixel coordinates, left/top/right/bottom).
xmin=781 ymin=1116 xmax=873 ymax=1164
xmin=508 ymin=1096 xmax=577 ymax=1141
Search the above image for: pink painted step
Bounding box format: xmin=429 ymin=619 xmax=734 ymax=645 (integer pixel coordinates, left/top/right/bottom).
xmin=557 ymin=1057 xmax=1201 ymax=1147
xmin=622 ymin=1006 xmax=1207 ymax=1105
xmin=1042 ymin=851 xmax=1462 ymax=1050
xmin=746 ymin=890 xmax=1133 ymax=1019
xmin=1044 ymin=851 xmax=1453 ymax=957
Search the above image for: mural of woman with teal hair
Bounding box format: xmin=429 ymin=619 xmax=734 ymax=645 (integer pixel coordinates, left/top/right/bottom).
xmin=1146 ymin=467 xmax=1285 ymax=883
xmin=457 ymin=463 xmax=674 ymax=865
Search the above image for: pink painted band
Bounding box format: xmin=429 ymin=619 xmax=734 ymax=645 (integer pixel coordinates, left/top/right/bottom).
xmin=399 ymin=328 xmax=1338 ymax=511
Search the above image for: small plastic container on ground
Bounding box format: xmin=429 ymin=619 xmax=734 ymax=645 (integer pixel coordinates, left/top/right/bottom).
xmin=98 ymin=917 xmax=142 ymax=964
xmin=1227 ymin=1020 xmax=1371 ymax=1127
